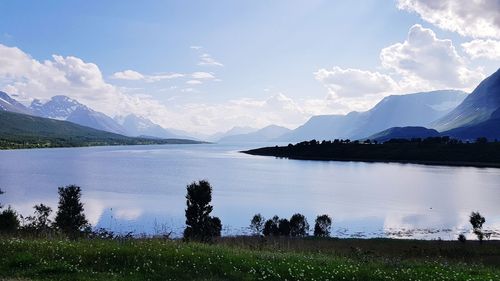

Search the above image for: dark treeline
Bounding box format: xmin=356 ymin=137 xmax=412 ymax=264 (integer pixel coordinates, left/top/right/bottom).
xmin=243 ymin=137 xmax=500 ymax=167
xmin=0 ymin=182 xmax=491 ymax=243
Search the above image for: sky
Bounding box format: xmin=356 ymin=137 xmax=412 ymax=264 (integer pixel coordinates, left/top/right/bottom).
xmin=0 ymin=0 xmax=499 ymax=134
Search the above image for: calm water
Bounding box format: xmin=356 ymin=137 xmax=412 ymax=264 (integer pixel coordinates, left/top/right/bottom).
xmin=1 ymin=143 xmax=499 ymax=239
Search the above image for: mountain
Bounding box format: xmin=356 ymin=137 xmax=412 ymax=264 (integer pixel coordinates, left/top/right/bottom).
xmin=367 ymin=126 xmax=440 ymax=142
xmin=30 ymin=95 xmax=126 ymax=135
xmin=278 ymin=90 xmax=466 ymax=142
xmin=115 ymin=114 xmax=188 ymax=139
xmin=218 ymin=125 xmax=291 ymax=143
xmin=442 ymin=108 xmax=500 ymax=140
xmin=0 ymin=91 xmax=32 ymax=115
xmin=432 ymin=69 xmax=500 ymax=131
xmin=0 ymin=110 xmax=203 ymax=148
xmin=208 ymin=126 xmax=258 ymax=142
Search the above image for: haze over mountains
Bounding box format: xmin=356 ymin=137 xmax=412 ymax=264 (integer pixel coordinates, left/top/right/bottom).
xmin=277 ymin=90 xmax=466 ymax=142
xmin=218 ymin=125 xmax=291 ymax=143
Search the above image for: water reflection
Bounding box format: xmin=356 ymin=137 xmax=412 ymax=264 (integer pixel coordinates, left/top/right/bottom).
xmin=0 ymin=143 xmax=499 ymax=239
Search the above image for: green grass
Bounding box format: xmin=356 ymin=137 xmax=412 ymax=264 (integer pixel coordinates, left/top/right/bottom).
xmin=1 ymin=238 xmax=499 ymax=281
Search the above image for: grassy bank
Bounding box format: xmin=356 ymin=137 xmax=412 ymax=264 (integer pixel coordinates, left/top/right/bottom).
xmin=1 ymin=237 xmax=499 ymax=281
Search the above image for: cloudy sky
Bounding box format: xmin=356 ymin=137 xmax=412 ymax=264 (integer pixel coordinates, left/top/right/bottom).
xmin=0 ymin=0 xmax=499 ymax=134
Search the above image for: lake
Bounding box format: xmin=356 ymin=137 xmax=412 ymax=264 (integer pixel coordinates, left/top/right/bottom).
xmin=1 ymin=143 xmax=499 ymax=240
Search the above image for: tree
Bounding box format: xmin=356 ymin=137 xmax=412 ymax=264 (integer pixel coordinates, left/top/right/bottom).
xmin=0 ymin=207 xmax=20 ymax=233
xmin=263 ymin=216 xmax=280 ymax=236
xmin=469 ymin=211 xmax=486 ymax=243
xmin=250 ymin=213 xmax=265 ymax=236
xmin=0 ymin=188 xmax=4 ymax=210
xmin=183 ymin=180 xmax=221 ymax=242
xmin=54 ymin=185 xmax=89 ymax=238
xmin=25 ymin=204 xmax=53 ymax=234
xmin=278 ymin=218 xmax=290 ymax=236
xmin=314 ymin=214 xmax=332 ymax=237
xmin=290 ymin=213 xmax=309 ymax=237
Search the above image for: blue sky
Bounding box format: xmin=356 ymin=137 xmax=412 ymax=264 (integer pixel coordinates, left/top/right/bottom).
xmin=0 ymin=0 xmax=499 ymax=133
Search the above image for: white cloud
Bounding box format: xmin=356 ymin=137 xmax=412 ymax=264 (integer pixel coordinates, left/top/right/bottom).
xmin=198 ymin=53 xmax=223 ymax=67
xmin=186 ymin=80 xmax=202 ymax=85
xmin=111 ymin=70 xmax=184 ymax=82
xmin=190 ymin=46 xmax=203 ymax=50
xmin=462 ymin=39 xmax=500 ymax=60
xmin=314 ymin=67 xmax=398 ymax=98
xmin=380 ymin=24 xmax=484 ymax=91
xmin=397 ymin=0 xmax=500 ymax=38
xmin=191 ymin=71 xmax=215 ymax=80
xmin=112 ymin=70 xmax=144 ymax=80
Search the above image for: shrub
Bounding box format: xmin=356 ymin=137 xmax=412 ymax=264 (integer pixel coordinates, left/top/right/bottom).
xmin=183 ymin=180 xmax=221 ymax=242
xmin=250 ymin=213 xmax=265 ymax=236
xmin=24 ymin=204 xmax=53 ymax=235
xmin=314 ymin=214 xmax=332 ymax=237
xmin=0 ymin=207 xmax=20 ymax=233
xmin=458 ymin=233 xmax=467 ymax=243
xmin=54 ymin=185 xmax=89 ymax=238
xmin=290 ymin=213 xmax=309 ymax=237
xmin=469 ymin=211 xmax=486 ymax=243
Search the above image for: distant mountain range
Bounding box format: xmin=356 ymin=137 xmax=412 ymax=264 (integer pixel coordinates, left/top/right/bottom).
xmin=1 ymin=68 xmax=498 ymax=144
xmin=277 ymin=90 xmax=466 ymax=141
xmin=218 ymin=125 xmax=291 ymax=143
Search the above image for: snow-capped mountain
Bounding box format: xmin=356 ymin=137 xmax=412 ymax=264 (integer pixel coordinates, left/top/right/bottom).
xmin=0 ymin=91 xmax=32 ymax=115
xmin=30 ymin=95 xmax=127 ymax=135
xmin=115 ymin=114 xmax=188 ymax=139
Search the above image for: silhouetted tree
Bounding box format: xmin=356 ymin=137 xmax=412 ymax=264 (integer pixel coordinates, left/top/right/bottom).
xmin=54 ymin=185 xmax=89 ymax=238
xmin=278 ymin=218 xmax=291 ymax=236
xmin=0 ymin=188 xmax=4 ymax=210
xmin=25 ymin=204 xmax=53 ymax=235
xmin=183 ymin=180 xmax=221 ymax=242
xmin=470 ymin=211 xmax=486 ymax=243
xmin=263 ymin=216 xmax=280 ymax=236
xmin=0 ymin=207 xmax=20 ymax=233
xmin=250 ymin=213 xmax=265 ymax=236
xmin=457 ymin=233 xmax=467 ymax=243
xmin=290 ymin=213 xmax=309 ymax=237
xmin=314 ymin=214 xmax=332 ymax=237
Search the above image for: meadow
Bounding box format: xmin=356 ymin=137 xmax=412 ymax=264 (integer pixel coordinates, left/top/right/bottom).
xmin=1 ymin=237 xmax=499 ymax=281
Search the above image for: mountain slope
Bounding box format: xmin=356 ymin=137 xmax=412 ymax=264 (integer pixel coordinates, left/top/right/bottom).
xmin=0 ymin=110 xmax=201 ymax=148
xmin=218 ymin=125 xmax=291 ymax=143
xmin=31 ymin=96 xmax=126 ymax=135
xmin=279 ymin=90 xmax=466 ymax=141
xmin=432 ymin=69 xmax=500 ymax=131
xmin=0 ymin=92 xmax=32 ymax=115
xmin=442 ymin=108 xmax=500 ymax=140
xmin=367 ymin=127 xmax=440 ymax=142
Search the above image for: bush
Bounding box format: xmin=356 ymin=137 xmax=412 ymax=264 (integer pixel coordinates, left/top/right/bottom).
xmin=54 ymin=185 xmax=89 ymax=238
xmin=0 ymin=207 xmax=20 ymax=233
xmin=183 ymin=180 xmax=221 ymax=242
xmin=250 ymin=213 xmax=265 ymax=236
xmin=24 ymin=204 xmax=53 ymax=235
xmin=314 ymin=214 xmax=332 ymax=237
xmin=458 ymin=233 xmax=467 ymax=243
xmin=263 ymin=216 xmax=280 ymax=236
xmin=290 ymin=213 xmax=309 ymax=237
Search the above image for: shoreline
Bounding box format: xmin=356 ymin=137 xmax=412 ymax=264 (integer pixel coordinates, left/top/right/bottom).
xmin=242 ymin=151 xmax=500 ymax=168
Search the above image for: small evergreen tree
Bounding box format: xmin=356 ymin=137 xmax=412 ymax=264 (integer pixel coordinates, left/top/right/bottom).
xmin=183 ymin=180 xmax=221 ymax=242
xmin=469 ymin=211 xmax=486 ymax=243
xmin=250 ymin=213 xmax=265 ymax=236
xmin=0 ymin=188 xmax=4 ymax=210
xmin=263 ymin=216 xmax=280 ymax=236
xmin=290 ymin=213 xmax=309 ymax=237
xmin=54 ymin=185 xmax=89 ymax=238
xmin=314 ymin=214 xmax=332 ymax=237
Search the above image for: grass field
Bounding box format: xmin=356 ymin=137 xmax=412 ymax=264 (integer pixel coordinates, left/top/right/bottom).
xmin=1 ymin=237 xmax=499 ymax=281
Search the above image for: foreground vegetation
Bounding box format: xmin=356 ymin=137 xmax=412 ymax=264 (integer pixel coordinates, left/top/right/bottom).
xmin=244 ymin=137 xmax=500 ymax=167
xmin=1 ymin=237 xmax=499 ymax=281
